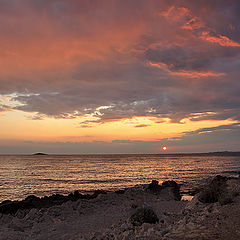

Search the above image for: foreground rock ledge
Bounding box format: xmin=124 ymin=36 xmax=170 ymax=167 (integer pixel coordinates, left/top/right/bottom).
xmin=0 ymin=176 xmax=239 ymax=240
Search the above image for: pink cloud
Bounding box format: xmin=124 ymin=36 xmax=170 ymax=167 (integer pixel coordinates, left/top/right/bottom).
xmin=148 ymin=61 xmax=226 ymax=78
xmin=200 ymin=31 xmax=240 ymax=47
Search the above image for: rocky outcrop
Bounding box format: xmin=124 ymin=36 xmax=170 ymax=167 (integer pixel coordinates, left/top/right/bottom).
xmin=162 ymin=180 xmax=181 ymax=201
xmin=146 ymin=180 xmax=162 ymax=193
xmin=0 ymin=180 xmax=186 ymax=240
xmin=0 ymin=190 xmax=107 ymax=215
xmin=163 ymin=176 xmax=240 ymax=240
xmin=129 ymin=206 xmax=159 ymax=226
xmin=146 ymin=179 xmax=181 ymax=200
xmin=1 ymin=177 xmax=238 ymax=240
xmin=197 ymin=175 xmax=239 ymax=205
xmin=95 ymin=176 xmax=240 ymax=240
xmin=0 ymin=179 xmax=182 ymax=216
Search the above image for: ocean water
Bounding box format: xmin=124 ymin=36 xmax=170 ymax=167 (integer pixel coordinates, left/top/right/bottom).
xmin=0 ymin=154 xmax=239 ymax=202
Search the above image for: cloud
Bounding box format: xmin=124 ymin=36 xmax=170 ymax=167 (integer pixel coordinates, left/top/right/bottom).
xmin=0 ymin=0 xmax=239 ymax=125
xmin=200 ymin=31 xmax=240 ymax=47
xmin=134 ymin=124 xmax=150 ymax=128
xmin=153 ymin=122 xmax=240 ymax=152
xmin=183 ymin=123 xmax=240 ymax=135
xmin=168 ymin=123 xmax=240 ymax=151
xmin=0 ymin=104 xmax=11 ymax=112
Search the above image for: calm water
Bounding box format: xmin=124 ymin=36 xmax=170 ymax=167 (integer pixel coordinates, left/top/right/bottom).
xmin=0 ymin=154 xmax=239 ymax=202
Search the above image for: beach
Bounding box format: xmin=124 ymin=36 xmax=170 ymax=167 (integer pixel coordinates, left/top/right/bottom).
xmin=0 ymin=175 xmax=240 ymax=240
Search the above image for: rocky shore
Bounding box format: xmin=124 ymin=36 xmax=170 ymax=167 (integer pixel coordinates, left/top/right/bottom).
xmin=0 ymin=175 xmax=239 ymax=240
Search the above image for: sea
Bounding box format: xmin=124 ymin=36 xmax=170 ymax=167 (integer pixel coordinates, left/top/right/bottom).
xmin=0 ymin=154 xmax=240 ymax=202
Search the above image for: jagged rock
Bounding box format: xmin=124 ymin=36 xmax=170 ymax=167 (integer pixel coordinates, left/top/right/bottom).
xmin=146 ymin=180 xmax=162 ymax=194
xmin=0 ymin=189 xmax=107 ymax=215
xmin=129 ymin=207 xmax=159 ymax=226
xmin=91 ymin=190 xmax=107 ymax=198
xmin=146 ymin=180 xmax=181 ymax=200
xmin=115 ymin=189 xmax=125 ymax=194
xmin=25 ymin=195 xmax=40 ymax=203
xmin=198 ymin=175 xmax=229 ymax=203
xmin=162 ymin=180 xmax=181 ymax=201
xmin=162 ymin=180 xmax=178 ymax=188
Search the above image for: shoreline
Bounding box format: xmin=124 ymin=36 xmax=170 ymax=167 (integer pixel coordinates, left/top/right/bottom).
xmin=0 ymin=178 xmax=197 ymax=204
xmin=0 ymin=175 xmax=239 ymax=239
xmin=0 ymin=179 xmax=182 ymax=215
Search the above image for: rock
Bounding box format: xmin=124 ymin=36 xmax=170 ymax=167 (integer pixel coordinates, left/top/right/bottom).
xmin=68 ymin=190 xmax=83 ymax=201
xmin=218 ymin=195 xmax=233 ymax=205
xmin=0 ymin=201 xmax=22 ymax=215
xmin=162 ymin=180 xmax=181 ymax=201
xmin=162 ymin=180 xmax=179 ymax=188
xmin=198 ymin=175 xmax=228 ymax=203
xmin=91 ymin=190 xmax=107 ymax=199
xmin=15 ymin=209 xmax=29 ymax=219
xmin=73 ymin=190 xmax=81 ymax=198
xmin=115 ymin=189 xmax=125 ymax=194
xmin=129 ymin=207 xmax=159 ymax=226
xmin=0 ymin=189 xmax=109 ymax=215
xmin=146 ymin=180 xmax=181 ymax=200
xmin=226 ymin=178 xmax=240 ymax=197
xmin=131 ymin=203 xmax=138 ymax=209
xmin=25 ymin=195 xmax=39 ymax=202
xmin=1 ymin=200 xmax=12 ymax=204
xmin=146 ymin=180 xmax=162 ymax=194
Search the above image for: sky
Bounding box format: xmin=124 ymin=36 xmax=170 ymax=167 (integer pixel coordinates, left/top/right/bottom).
xmin=0 ymin=0 xmax=240 ymax=154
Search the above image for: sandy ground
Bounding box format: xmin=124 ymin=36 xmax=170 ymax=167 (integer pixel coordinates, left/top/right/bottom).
xmin=0 ymin=177 xmax=239 ymax=240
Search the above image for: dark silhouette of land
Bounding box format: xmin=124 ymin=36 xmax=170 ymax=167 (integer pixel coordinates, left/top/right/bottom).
xmin=150 ymin=151 xmax=240 ymax=157
xmin=33 ymin=153 xmax=48 ymax=155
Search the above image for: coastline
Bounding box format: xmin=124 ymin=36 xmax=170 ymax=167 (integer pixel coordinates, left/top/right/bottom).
xmin=0 ymin=176 xmax=240 ymax=239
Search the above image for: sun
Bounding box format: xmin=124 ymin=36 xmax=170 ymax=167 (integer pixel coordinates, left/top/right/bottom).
xmin=162 ymin=146 xmax=167 ymax=151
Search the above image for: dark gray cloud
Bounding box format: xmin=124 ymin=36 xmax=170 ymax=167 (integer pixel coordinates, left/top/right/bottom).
xmin=145 ymin=45 xmax=239 ymax=72
xmin=167 ymin=123 xmax=240 ymax=151
xmin=183 ymin=123 xmax=240 ymax=135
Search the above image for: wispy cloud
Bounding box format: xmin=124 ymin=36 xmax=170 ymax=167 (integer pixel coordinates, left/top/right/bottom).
xmin=134 ymin=124 xmax=151 ymax=128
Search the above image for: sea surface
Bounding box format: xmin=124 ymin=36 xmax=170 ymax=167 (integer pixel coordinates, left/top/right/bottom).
xmin=0 ymin=154 xmax=240 ymax=202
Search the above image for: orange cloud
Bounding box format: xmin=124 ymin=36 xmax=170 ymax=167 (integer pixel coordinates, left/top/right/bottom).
xmin=159 ymin=6 xmax=189 ymax=23
xmin=148 ymin=61 xmax=225 ymax=78
xmin=200 ymin=31 xmax=240 ymax=47
xmin=171 ymin=70 xmax=226 ymax=78
xmin=160 ymin=5 xmax=240 ymax=49
xmin=181 ymin=17 xmax=203 ymax=30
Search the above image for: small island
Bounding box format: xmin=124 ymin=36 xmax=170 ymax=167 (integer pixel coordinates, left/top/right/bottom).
xmin=33 ymin=153 xmax=48 ymax=156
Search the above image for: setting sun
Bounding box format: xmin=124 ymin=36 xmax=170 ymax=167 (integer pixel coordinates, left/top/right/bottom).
xmin=162 ymin=146 xmax=167 ymax=151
